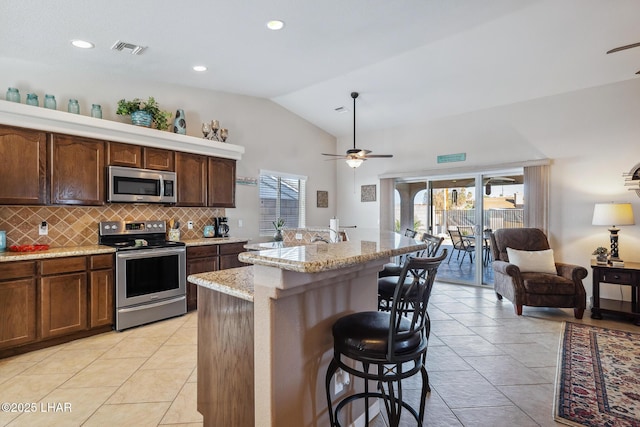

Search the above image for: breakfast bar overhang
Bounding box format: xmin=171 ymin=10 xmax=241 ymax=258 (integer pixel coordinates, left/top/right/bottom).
xmin=188 ymin=229 xmax=427 ymax=427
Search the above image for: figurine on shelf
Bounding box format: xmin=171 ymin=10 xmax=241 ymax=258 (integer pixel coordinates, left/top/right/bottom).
xmin=201 ymin=119 xmax=228 ymax=142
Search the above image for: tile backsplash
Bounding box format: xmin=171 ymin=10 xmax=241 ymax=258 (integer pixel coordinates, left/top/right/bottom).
xmin=0 ymin=205 xmax=224 ymax=248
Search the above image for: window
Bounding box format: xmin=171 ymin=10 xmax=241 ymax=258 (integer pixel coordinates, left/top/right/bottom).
xmin=259 ymin=170 xmax=306 ymax=235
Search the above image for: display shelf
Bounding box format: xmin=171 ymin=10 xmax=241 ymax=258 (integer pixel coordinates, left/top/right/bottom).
xmin=0 ymin=100 xmax=244 ymax=160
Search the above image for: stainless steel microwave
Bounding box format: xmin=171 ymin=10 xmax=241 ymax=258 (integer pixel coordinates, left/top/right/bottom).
xmin=107 ymin=166 xmax=177 ymax=204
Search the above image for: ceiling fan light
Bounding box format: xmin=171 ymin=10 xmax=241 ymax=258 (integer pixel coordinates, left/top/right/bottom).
xmin=346 ymin=158 xmax=363 ymax=168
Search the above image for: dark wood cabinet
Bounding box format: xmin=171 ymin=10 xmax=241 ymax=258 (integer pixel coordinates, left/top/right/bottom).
xmin=208 ymin=157 xmax=236 ymax=207
xmin=0 ymin=125 xmax=47 ymax=205
xmin=40 ymin=257 xmax=88 ymax=338
xmin=186 ymin=245 xmax=219 ymax=311
xmin=176 ymin=152 xmax=208 ymax=207
xmin=89 ymin=254 xmax=114 ymax=328
xmin=144 ymin=147 xmax=174 ymax=171
xmin=107 ymin=141 xmax=142 ymax=168
xmin=186 ymin=242 xmax=247 ymax=311
xmin=50 ymin=134 xmax=105 ymax=205
xmin=0 ymin=262 xmax=37 ymax=349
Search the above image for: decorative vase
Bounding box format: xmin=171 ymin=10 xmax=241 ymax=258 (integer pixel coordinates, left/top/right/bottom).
xmin=6 ymin=87 xmax=20 ymax=103
xmin=67 ymin=99 xmax=80 ymax=114
xmin=91 ymin=104 xmax=102 ymax=119
xmin=131 ymin=110 xmax=152 ymax=127
xmin=274 ymin=229 xmax=283 ymax=242
xmin=173 ymin=109 xmax=186 ymax=134
xmin=26 ymin=93 xmax=39 ymax=106
xmin=596 ymin=255 xmax=608 ymax=264
xmin=44 ymin=94 xmax=57 ymax=110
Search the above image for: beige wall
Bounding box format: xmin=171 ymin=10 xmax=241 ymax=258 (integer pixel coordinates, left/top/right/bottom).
xmin=0 ymin=57 xmax=338 ymax=243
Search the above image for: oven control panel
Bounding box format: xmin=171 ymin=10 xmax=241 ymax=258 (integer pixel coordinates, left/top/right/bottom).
xmin=99 ymin=220 xmax=166 ymax=235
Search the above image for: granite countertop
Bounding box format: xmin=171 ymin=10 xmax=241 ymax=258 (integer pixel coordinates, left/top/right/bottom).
xmin=183 ymin=237 xmax=249 ymax=247
xmin=188 ymin=266 xmax=254 ymax=302
xmin=0 ymin=245 xmax=116 ymax=262
xmin=238 ymin=229 xmax=427 ymax=274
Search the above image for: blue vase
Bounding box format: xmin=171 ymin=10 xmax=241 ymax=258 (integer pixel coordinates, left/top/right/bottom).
xmin=6 ymin=87 xmax=20 ymax=103
xmin=68 ymin=99 xmax=80 ymax=114
xmin=44 ymin=94 xmax=57 ymax=110
xmin=173 ymin=109 xmax=186 ymax=134
xmin=131 ymin=110 xmax=152 ymax=127
xmin=26 ymin=93 xmax=39 ymax=106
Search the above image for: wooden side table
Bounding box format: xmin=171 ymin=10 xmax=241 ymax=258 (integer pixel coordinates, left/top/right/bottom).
xmin=591 ymin=261 xmax=640 ymax=325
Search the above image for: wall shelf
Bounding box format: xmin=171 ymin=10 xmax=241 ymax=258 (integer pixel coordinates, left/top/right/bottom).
xmin=0 ymin=100 xmax=244 ymax=160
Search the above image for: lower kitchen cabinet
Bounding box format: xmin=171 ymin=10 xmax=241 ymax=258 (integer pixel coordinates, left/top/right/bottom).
xmin=186 ymin=242 xmax=247 ymax=311
xmin=0 ymin=254 xmax=115 ymax=358
xmin=0 ymin=260 xmax=37 ymax=349
xmin=89 ymin=254 xmax=114 ymax=328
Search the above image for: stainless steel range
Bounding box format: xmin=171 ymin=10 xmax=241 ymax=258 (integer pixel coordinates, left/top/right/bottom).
xmin=99 ymin=220 xmax=186 ymax=331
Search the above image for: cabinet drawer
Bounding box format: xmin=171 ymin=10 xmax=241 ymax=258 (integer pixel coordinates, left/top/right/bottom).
xmin=187 ymin=245 xmax=219 ymax=258
xmin=602 ymin=271 xmax=633 ymax=284
xmin=219 ymin=242 xmax=247 ymax=255
xmin=41 ymin=256 xmax=87 ymax=275
xmin=90 ymin=254 xmax=114 ymax=270
xmin=0 ymin=261 xmax=36 ymax=281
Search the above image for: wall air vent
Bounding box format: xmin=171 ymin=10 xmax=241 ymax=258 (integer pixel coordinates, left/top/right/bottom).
xmin=111 ymin=40 xmax=147 ymax=55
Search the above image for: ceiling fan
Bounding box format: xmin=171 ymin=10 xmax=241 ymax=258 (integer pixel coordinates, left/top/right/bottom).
xmin=606 ymin=41 xmax=640 ymax=75
xmin=322 ymin=92 xmax=393 ymax=168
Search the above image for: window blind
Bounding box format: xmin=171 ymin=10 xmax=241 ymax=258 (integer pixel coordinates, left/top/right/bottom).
xmin=259 ymin=171 xmax=307 ymax=235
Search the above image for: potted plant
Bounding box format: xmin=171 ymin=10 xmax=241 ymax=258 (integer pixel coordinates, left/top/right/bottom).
xmin=116 ymin=97 xmax=171 ymax=130
xmin=273 ymin=218 xmax=285 ymax=241
xmin=592 ymin=246 xmax=609 ymax=264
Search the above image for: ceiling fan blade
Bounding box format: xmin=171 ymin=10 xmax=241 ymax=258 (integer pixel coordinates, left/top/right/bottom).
xmin=321 ymin=153 xmax=345 ymax=157
xmin=606 ymin=41 xmax=640 ymax=54
xmin=356 ymin=149 xmax=371 ymax=156
xmin=363 ymin=154 xmax=393 ymax=158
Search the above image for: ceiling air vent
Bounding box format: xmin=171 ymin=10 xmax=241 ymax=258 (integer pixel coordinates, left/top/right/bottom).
xmin=111 ymin=40 xmax=147 ymax=55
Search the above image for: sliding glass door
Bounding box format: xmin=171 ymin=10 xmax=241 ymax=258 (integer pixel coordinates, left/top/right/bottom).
xmin=398 ymin=169 xmax=524 ymax=287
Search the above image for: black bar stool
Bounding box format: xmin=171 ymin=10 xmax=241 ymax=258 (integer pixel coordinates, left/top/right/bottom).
xmin=325 ymin=252 xmax=446 ymax=426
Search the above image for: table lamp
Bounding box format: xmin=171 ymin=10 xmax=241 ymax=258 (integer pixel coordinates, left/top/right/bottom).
xmin=592 ymin=202 xmax=635 ymax=262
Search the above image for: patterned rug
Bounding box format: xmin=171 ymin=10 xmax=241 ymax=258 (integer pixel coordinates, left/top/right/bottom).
xmin=555 ymin=322 xmax=640 ymax=426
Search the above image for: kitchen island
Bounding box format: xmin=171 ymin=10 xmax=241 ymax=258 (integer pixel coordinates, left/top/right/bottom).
xmin=188 ymin=229 xmax=427 ymax=427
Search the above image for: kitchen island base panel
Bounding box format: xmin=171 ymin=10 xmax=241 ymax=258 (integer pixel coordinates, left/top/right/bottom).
xmin=253 ymin=260 xmax=382 ymax=427
xmin=197 ymin=287 xmax=254 ymax=427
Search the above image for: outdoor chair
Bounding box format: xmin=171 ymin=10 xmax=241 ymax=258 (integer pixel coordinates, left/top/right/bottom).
xmin=489 ymin=228 xmax=587 ymax=319
xmin=447 ymin=228 xmax=476 ymax=265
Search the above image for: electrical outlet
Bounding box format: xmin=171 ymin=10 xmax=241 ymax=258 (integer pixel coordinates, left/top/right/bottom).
xmin=334 ymin=368 xmax=350 ymax=395
xmin=187 ymin=221 xmax=194 ymax=230
xmin=238 ymin=219 xmax=243 ymax=228
xmin=39 ymin=221 xmax=48 ymax=236
xmin=295 ymin=233 xmax=303 ymax=240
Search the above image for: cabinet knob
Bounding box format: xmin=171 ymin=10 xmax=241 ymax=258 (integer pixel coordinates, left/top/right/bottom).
xmin=614 ymin=275 xmax=620 ymax=279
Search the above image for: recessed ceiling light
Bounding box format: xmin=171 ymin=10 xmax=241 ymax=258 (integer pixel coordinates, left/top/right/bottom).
xmin=266 ymin=20 xmax=285 ymax=31
xmin=193 ymin=65 xmax=207 ymax=72
xmin=71 ymin=39 xmax=94 ymax=49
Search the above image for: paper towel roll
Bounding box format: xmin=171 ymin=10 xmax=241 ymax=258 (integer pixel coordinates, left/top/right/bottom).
xmin=329 ymin=218 xmax=339 ymax=242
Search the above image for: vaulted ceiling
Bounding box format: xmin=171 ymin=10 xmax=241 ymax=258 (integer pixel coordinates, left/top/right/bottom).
xmin=2 ymin=0 xmax=639 ymax=138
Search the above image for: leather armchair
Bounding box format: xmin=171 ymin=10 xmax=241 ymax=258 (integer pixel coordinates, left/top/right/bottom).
xmin=489 ymin=228 xmax=587 ymax=319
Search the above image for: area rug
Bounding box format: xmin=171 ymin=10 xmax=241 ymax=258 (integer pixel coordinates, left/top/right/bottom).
xmin=554 ymin=322 xmax=640 ymax=426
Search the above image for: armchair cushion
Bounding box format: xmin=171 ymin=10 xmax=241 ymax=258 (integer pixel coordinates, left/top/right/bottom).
xmin=506 ymin=248 xmax=557 ymax=275
xmin=520 ymin=272 xmax=576 ymax=295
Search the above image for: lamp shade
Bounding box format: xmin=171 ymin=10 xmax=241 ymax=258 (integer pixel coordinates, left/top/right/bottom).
xmin=346 ymin=158 xmax=363 ymax=168
xmin=592 ymin=203 xmax=635 ymax=227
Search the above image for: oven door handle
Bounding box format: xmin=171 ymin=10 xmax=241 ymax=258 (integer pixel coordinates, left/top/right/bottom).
xmin=118 ymin=295 xmax=186 ymax=313
xmin=116 ymin=247 xmax=185 ymax=260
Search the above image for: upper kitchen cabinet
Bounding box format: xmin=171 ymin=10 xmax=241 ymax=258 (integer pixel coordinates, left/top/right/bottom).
xmin=107 ymin=141 xmax=142 ymax=168
xmin=176 ymin=152 xmax=208 ymax=207
xmin=208 ymin=157 xmax=236 ymax=207
xmin=50 ymin=134 xmax=105 ymax=205
xmin=0 ymin=125 xmax=47 ymax=205
xmin=143 ymin=147 xmax=174 ymax=171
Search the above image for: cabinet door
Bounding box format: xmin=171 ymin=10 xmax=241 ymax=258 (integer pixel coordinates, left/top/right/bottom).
xmin=208 ymin=157 xmax=236 ymax=207
xmin=50 ymin=135 xmax=105 ymax=205
xmin=176 ymin=152 xmax=207 ymax=207
xmin=107 ymin=142 xmax=142 ymax=168
xmin=186 ymin=253 xmax=219 ymax=312
xmin=0 ymin=125 xmax=47 ymax=205
xmin=0 ymin=279 xmax=36 ymax=349
xmin=40 ymin=272 xmax=88 ymax=338
xmin=144 ymin=147 xmax=175 ymax=171
xmin=89 ymin=269 xmax=114 ymax=328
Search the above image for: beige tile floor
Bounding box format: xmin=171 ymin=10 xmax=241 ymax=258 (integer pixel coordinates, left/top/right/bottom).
xmin=0 ymin=282 xmax=637 ymax=427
